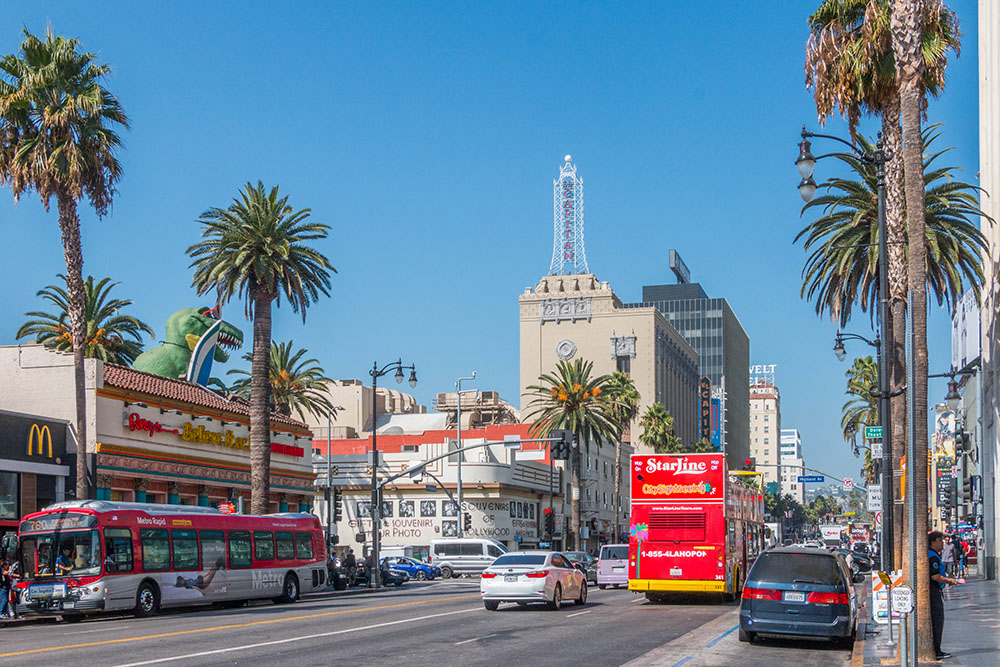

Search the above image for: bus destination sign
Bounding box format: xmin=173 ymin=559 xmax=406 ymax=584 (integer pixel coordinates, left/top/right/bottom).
xmin=20 ymin=513 xmax=97 ymax=533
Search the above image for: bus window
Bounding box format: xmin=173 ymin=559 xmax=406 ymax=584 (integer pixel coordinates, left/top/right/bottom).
xmin=200 ymin=530 xmax=226 ymax=569
xmin=294 ymin=532 xmax=313 ymax=560
xmin=104 ymin=527 xmax=134 ymax=574
xmin=172 ymin=530 xmax=199 ymax=571
xmin=254 ymin=531 xmax=275 ymax=561
xmin=275 ymin=531 xmax=294 ymax=560
xmin=227 ymin=531 xmax=252 ymax=569
xmin=140 ymin=529 xmax=170 ymax=572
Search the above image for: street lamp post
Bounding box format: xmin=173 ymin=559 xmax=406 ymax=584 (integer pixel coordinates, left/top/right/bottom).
xmin=455 ymin=372 xmax=476 ymax=538
xmin=368 ymin=359 xmax=417 ymax=588
xmin=324 ymin=405 xmax=345 ymax=554
xmin=797 ymin=126 xmax=895 ymax=572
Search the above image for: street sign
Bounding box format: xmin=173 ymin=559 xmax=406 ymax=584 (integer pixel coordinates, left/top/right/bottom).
xmin=874 ymin=510 xmax=883 ymax=528
xmin=843 ymin=477 xmax=854 ymax=489
xmin=891 ymin=585 xmax=914 ymax=613
xmin=872 ymin=441 xmax=883 ymax=458
xmin=218 ymin=502 xmax=235 ymax=514
xmin=424 ymin=484 xmax=437 ymax=493
xmin=867 ymin=484 xmax=883 ymax=511
xmin=877 ymin=571 xmax=892 ymax=587
xmin=798 ymin=475 xmax=824 ymax=483
xmin=865 ymin=426 xmax=883 ymax=439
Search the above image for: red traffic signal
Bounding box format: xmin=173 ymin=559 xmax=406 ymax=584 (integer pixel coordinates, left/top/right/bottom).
xmin=544 ymin=507 xmax=552 ymax=514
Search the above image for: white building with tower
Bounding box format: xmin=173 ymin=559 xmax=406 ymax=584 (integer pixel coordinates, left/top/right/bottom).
xmin=749 ymin=370 xmax=781 ymax=489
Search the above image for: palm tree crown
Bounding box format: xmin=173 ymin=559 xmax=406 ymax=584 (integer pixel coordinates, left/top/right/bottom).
xmin=17 ymin=274 xmax=153 ymax=365
xmin=227 ymin=341 xmax=335 ymax=421
xmin=795 ymin=124 xmax=988 ymax=325
xmin=604 ymin=371 xmax=641 ymax=437
xmin=187 ymin=181 xmax=335 ymax=319
xmin=522 ymin=359 xmax=620 ymax=447
xmin=638 ymin=403 xmax=682 ymax=454
xmin=0 ymin=28 xmax=127 ymax=214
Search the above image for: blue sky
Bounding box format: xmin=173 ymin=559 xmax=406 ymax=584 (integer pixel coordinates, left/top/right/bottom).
xmin=0 ymin=2 xmax=982 ymax=485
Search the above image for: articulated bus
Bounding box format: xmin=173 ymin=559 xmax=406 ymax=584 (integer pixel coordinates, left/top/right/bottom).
xmin=628 ymin=453 xmax=764 ymax=601
xmin=14 ymin=500 xmax=327 ymax=619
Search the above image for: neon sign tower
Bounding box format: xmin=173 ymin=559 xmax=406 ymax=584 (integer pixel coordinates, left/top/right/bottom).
xmin=548 ymin=155 xmax=589 ymax=276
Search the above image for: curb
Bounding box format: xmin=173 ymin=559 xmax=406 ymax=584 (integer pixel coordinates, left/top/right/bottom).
xmin=0 ymin=615 xmax=62 ymax=628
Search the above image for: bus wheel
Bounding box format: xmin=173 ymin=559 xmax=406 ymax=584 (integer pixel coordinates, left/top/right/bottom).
xmin=276 ymin=574 xmax=299 ymax=603
xmin=135 ymin=582 xmax=159 ymax=617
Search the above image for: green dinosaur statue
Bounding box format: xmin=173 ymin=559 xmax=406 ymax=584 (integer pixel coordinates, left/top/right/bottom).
xmin=132 ymin=307 xmax=243 ymax=382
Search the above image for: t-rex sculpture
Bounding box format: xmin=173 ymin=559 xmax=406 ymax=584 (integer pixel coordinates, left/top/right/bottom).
xmin=133 ymin=307 xmax=243 ymax=384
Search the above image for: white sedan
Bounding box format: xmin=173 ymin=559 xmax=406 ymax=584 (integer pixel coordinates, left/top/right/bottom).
xmin=480 ymin=550 xmax=587 ymax=611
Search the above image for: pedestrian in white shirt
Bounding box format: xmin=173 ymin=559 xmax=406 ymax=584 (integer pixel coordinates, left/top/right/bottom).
xmin=941 ymin=535 xmax=956 ymax=577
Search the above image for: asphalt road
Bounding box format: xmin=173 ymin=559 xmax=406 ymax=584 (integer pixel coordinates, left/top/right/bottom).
xmin=0 ymin=581 xmax=853 ymax=666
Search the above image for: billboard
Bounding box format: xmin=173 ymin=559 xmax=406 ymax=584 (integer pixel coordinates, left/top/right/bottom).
xmin=951 ymin=289 xmax=980 ymax=370
xmin=630 ymin=454 xmax=726 ymax=503
xmin=933 ymin=406 xmax=956 ymax=472
xmin=710 ymin=398 xmax=721 ymax=448
xmin=699 ymin=376 xmax=711 ymax=440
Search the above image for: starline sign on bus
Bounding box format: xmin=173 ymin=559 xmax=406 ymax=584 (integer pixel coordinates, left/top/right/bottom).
xmin=631 ymin=453 xmax=725 ymax=502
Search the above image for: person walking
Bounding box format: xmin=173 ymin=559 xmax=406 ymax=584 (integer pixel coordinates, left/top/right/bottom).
xmin=955 ymin=537 xmax=968 ymax=577
xmin=0 ymin=561 xmax=12 ymax=619
xmin=344 ymin=547 xmax=357 ymax=587
xmin=929 ymin=531 xmax=962 ymax=660
xmin=941 ymin=535 xmax=956 ymax=577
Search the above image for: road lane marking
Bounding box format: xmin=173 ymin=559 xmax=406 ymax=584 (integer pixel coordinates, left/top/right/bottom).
xmin=115 ymin=607 xmax=480 ymax=666
xmin=454 ymin=633 xmax=497 ymax=645
xmin=566 ymin=610 xmax=592 ymax=617
xmin=0 ymin=594 xmax=479 ymax=659
xmin=670 ymin=658 xmax=693 ymax=667
xmin=703 ymin=624 xmax=738 ymax=647
xmin=64 ymin=626 xmax=131 ymax=635
xmin=631 ymin=597 xmax=645 ymax=603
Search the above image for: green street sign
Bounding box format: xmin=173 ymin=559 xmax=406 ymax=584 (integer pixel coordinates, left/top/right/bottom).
xmin=865 ymin=426 xmax=883 ymax=439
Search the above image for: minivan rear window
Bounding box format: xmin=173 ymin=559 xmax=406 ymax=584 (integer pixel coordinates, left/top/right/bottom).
xmin=600 ymin=546 xmax=628 ymax=560
xmin=492 ymin=554 xmax=546 ymax=566
xmin=749 ymin=553 xmax=843 ymax=586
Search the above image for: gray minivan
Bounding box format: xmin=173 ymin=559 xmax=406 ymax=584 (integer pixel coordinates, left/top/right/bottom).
xmin=429 ymin=538 xmax=507 ymax=578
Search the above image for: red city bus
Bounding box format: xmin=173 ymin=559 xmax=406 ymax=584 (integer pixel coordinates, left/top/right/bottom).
xmin=628 ymin=453 xmax=764 ymax=601
xmin=15 ymin=500 xmax=327 ymax=619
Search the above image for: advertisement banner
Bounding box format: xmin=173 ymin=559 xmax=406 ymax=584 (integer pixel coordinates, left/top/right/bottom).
xmin=630 ymin=454 xmax=725 ymax=503
xmin=710 ymin=398 xmax=721 ymax=448
xmin=934 ymin=407 xmax=956 ymax=472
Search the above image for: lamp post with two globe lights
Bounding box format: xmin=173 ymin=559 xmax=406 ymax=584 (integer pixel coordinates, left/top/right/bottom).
xmin=368 ymin=359 xmax=417 ymax=588
xmin=796 ymin=126 xmax=898 ymax=571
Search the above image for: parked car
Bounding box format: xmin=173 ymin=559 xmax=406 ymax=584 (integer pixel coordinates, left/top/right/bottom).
xmin=429 ymin=538 xmax=507 ymax=578
xmin=381 ymin=566 xmax=409 ymax=587
xmin=739 ymin=547 xmax=860 ymax=645
xmin=480 ymin=551 xmax=587 ymax=611
xmin=563 ymin=551 xmax=598 ymax=584
xmin=382 ymin=556 xmax=440 ymax=580
xmin=597 ymin=544 xmax=629 ymax=589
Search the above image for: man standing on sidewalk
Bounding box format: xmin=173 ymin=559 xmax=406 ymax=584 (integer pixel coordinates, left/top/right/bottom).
xmin=929 ymin=531 xmax=962 ymax=660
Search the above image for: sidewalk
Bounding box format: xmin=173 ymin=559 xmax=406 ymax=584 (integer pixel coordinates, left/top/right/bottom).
xmin=855 ymin=571 xmax=1000 ymax=665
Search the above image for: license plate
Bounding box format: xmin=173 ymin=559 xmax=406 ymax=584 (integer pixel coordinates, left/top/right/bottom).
xmin=784 ymin=591 xmax=805 ymax=602
xmin=504 ymin=576 xmax=518 ymax=582
xmin=669 ymin=567 xmax=682 ymax=576
xmin=612 ymin=566 xmax=624 ymax=572
xmin=30 ymin=583 xmax=66 ymax=599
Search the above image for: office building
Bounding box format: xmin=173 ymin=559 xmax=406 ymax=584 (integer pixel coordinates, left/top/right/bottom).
xmin=749 ymin=380 xmax=780 ymax=488
xmin=779 ymin=428 xmax=806 ymax=505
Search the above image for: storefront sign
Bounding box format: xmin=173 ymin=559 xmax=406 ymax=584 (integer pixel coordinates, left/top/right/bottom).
xmin=128 ymin=412 xmax=180 ymax=437
xmin=631 ymin=454 xmax=725 ymax=502
xmin=28 ymin=424 xmax=53 ymax=458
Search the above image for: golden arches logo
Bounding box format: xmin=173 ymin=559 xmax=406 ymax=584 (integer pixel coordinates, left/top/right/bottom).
xmin=28 ymin=424 xmax=53 ymax=458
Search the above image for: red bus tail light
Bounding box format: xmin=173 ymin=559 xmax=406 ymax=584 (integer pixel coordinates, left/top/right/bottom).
xmin=807 ymin=591 xmax=849 ymax=604
xmin=480 ymin=572 xmax=497 ymax=579
xmin=742 ymin=587 xmax=782 ymax=601
xmin=524 ymin=570 xmax=549 ymax=578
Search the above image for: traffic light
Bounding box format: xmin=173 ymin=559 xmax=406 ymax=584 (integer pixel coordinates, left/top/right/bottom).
xmin=544 ymin=507 xmax=555 ymax=536
xmin=333 ymin=487 xmax=343 ymax=522
xmin=744 ymin=457 xmax=756 ymax=472
xmin=550 ymin=429 xmax=573 ymax=460
xmin=962 ymin=476 xmax=972 ymax=501
xmin=463 ymin=512 xmax=473 ymax=532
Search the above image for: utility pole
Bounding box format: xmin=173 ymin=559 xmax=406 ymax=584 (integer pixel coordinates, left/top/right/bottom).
xmin=455 ymin=372 xmax=476 ymax=538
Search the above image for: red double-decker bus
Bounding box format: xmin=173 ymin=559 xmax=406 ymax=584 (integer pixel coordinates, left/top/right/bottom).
xmin=628 ymin=453 xmax=764 ymax=601
xmin=14 ymin=500 xmax=327 ymax=619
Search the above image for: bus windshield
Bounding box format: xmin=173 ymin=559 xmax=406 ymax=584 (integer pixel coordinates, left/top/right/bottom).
xmin=20 ymin=530 xmax=101 ymax=579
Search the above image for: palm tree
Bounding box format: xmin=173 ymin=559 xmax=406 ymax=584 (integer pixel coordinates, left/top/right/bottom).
xmin=892 ymin=0 xmax=935 ymax=657
xmin=227 ymin=341 xmax=335 ymax=422
xmin=796 ymin=126 xmax=987 ymax=324
xmin=841 ymin=356 xmax=879 ymax=483
xmin=523 ymin=359 xmax=620 ymax=550
xmin=0 ymin=29 xmax=129 ymax=500
xmin=604 ymin=371 xmax=641 ymax=539
xmin=805 ymin=0 xmax=961 ymax=571
xmin=638 ymin=403 xmax=682 ymax=454
xmin=17 ymin=275 xmax=153 ymax=365
xmin=188 ymin=182 xmax=335 ymax=515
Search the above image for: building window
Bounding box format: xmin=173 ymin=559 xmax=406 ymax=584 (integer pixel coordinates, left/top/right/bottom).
xmin=616 ymin=356 xmax=631 ymax=373
xmin=764 ymin=415 xmax=769 ymax=421
xmin=764 ymin=438 xmax=769 ymax=444
xmin=764 ymin=427 xmax=769 ymax=433
xmin=0 ymin=472 xmax=17 ymax=520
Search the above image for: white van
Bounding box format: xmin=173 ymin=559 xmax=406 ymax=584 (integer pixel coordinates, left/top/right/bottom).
xmin=429 ymin=538 xmax=507 ymax=578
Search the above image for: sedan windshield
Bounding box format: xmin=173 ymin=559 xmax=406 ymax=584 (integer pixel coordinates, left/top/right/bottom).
xmin=20 ymin=530 xmax=101 ymax=579
xmin=491 ymin=554 xmax=547 ymax=566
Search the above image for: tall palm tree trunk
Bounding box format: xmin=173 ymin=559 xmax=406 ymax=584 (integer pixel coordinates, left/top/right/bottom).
xmin=893 ymin=0 xmax=932 ymax=658
xmin=883 ymin=97 xmax=908 ymax=570
xmin=250 ymin=287 xmax=274 ymax=515
xmin=570 ymin=435 xmax=581 ymax=551
xmin=57 ymin=193 xmax=89 ymax=500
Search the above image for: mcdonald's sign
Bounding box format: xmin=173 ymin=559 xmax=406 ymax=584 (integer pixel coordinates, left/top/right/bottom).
xmin=28 ymin=423 xmax=53 ymax=458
